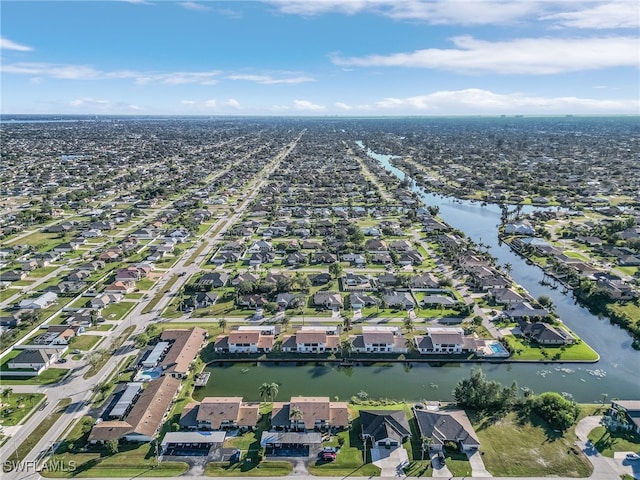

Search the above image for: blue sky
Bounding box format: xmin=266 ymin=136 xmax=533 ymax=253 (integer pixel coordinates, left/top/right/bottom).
xmin=1 ymin=0 xmax=639 ymax=115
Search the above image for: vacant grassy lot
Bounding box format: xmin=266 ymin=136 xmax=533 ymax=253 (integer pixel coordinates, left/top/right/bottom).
xmin=588 ymin=426 xmax=640 ymax=457
xmin=0 ymin=392 xmax=46 ymax=426
xmin=69 ymin=334 xmax=102 ymax=351
xmin=473 ymin=411 xmax=592 ymax=477
xmin=101 ymin=301 xmax=135 ymax=320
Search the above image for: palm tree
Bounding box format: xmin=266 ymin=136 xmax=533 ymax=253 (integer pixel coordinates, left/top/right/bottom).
xmin=404 ymin=337 xmax=417 ymax=354
xmin=343 ymin=316 xmax=352 ymax=332
xmin=504 ymin=262 xmax=513 ymax=277
xmin=280 ymin=315 xmax=290 ymax=332
xmin=290 ymin=405 xmax=304 ymax=431
xmin=421 ymin=435 xmax=432 ymax=461
xmin=259 ymin=382 xmax=279 ymax=402
xmin=340 ymin=339 xmax=353 ymax=358
xmin=2 ymin=387 xmax=13 ymax=404
xmin=218 ymin=318 xmax=227 ymax=333
xmin=404 ymin=317 xmax=414 ymax=333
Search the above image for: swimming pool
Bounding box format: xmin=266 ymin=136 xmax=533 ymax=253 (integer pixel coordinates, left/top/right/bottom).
xmin=488 ymin=342 xmax=509 ymax=356
xmin=134 ymin=368 xmax=162 ymax=381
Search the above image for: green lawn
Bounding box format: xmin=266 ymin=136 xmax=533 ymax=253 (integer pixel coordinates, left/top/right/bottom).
xmin=587 ymin=426 xmax=640 ymax=457
xmin=473 ymin=411 xmax=592 ymax=477
xmin=142 ymin=275 xmax=179 ymax=314
xmin=6 ymin=398 xmax=71 ymax=464
xmin=43 ymin=443 xmax=188 ymax=478
xmin=84 ymin=326 xmax=135 ymax=379
xmin=28 ymin=266 xmax=60 ymax=278
xmin=502 ymin=335 xmax=599 ymax=361
xmin=0 ymin=393 xmax=46 ymax=426
xmin=136 ymin=278 xmax=155 ymax=290
xmin=204 ymin=460 xmax=292 ymax=477
xmin=0 ymin=367 xmax=68 ymax=385
xmin=86 ymin=324 xmax=113 ymax=332
xmin=101 ymin=302 xmax=135 ymax=320
xmin=306 ymin=427 xmax=381 ymax=477
xmin=69 ymin=334 xmax=102 ymax=351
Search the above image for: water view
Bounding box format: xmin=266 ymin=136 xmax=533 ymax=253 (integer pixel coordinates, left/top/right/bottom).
xmin=201 ymin=145 xmax=639 ymax=404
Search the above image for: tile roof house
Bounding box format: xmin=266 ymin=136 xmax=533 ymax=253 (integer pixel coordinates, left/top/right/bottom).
xmin=88 ymin=375 xmax=181 ymax=444
xmin=270 ymin=396 xmax=349 ymax=431
xmin=280 ymin=329 xmax=340 ymax=354
xmin=160 ymin=327 xmax=207 ymax=378
xmin=179 ymin=397 xmax=260 ymax=431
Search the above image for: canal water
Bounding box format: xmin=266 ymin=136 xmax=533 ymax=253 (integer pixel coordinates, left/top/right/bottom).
xmin=198 ymin=144 xmax=639 ymax=404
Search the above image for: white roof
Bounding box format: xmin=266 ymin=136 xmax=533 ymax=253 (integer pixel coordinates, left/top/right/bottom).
xmin=161 ymin=431 xmax=226 ymax=446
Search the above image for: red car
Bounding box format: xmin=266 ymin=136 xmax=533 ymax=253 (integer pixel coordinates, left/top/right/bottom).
xmin=321 ymin=452 xmax=337 ymax=461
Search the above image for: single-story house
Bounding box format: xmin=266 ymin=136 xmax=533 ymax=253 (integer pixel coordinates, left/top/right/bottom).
xmin=360 ymin=410 xmax=411 ymax=448
xmin=413 ymin=408 xmax=480 ymax=452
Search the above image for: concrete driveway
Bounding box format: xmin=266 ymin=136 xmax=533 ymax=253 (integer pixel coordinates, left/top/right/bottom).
xmin=467 ymin=449 xmax=492 ymax=477
xmin=371 ymin=446 xmax=409 ymax=477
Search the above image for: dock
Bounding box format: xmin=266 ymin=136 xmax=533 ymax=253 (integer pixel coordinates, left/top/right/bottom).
xmin=194 ymin=371 xmax=211 ymax=387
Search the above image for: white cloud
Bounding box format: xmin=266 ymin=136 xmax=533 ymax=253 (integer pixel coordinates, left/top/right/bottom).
xmin=0 ymin=37 xmax=33 ymax=51
xmin=1 ymin=62 xmax=221 ymax=84
xmin=204 ymin=99 xmax=217 ymax=108
xmin=271 ymin=1 xmax=640 ymax=28
xmin=371 ymin=88 xmax=639 ymax=114
xmin=180 ymin=100 xmax=197 ymax=105
xmin=269 ymin=0 xmax=541 ymax=25
xmin=332 ymin=35 xmax=640 ymax=74
xmin=69 ymin=97 xmax=111 ymax=107
xmin=121 ymin=0 xmax=155 ymax=5
xmin=180 ymin=2 xmax=211 ymax=11
xmin=540 ymin=1 xmax=639 ymax=29
xmin=128 ymin=104 xmax=144 ymax=110
xmin=226 ymin=73 xmax=313 ymax=84
xmin=293 ymin=99 xmax=326 ymax=111
xmin=335 ymin=101 xmax=373 ymax=111
xmin=225 ymin=98 xmax=241 ymax=109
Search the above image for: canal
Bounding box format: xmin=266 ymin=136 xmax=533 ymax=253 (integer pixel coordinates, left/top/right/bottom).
xmin=198 ymin=143 xmax=639 ymax=403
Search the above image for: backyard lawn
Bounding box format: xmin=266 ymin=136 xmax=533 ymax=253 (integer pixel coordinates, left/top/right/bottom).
xmin=502 ymin=335 xmax=599 ymax=361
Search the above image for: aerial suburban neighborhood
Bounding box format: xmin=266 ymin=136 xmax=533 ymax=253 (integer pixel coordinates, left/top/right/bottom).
xmin=0 ymin=116 xmax=637 ymax=479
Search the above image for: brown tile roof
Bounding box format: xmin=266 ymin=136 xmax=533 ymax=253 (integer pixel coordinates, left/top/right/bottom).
xmin=291 ymin=396 xmax=330 ymax=429
xmin=329 ymin=402 xmax=350 ymax=427
xmin=88 ymin=375 xmax=181 ymax=442
xmin=125 ymin=375 xmax=181 ymax=437
xmin=325 ymin=335 xmax=341 ymax=349
xmin=161 ymin=327 xmax=207 ymax=375
xmin=228 ymin=331 xmax=260 ymax=344
xmin=296 ymin=332 xmax=327 ymax=344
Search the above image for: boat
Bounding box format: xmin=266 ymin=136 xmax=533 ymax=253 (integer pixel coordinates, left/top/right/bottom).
xmin=241 ymin=368 xmax=250 ymax=373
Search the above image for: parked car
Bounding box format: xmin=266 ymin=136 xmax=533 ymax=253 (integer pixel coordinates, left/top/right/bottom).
xmin=437 ymin=452 xmax=446 ymax=465
xmin=57 ymin=358 xmax=67 ymax=363
xmin=322 ymin=447 xmax=338 ymax=454
xmin=321 ymin=452 xmax=336 ymax=461
xmin=626 ymin=453 xmax=640 ymax=461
